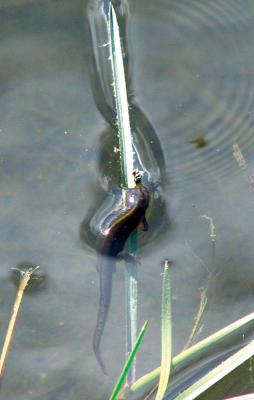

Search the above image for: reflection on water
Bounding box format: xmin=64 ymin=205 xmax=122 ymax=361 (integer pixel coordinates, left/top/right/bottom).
xmin=0 ymin=0 xmax=254 ymax=399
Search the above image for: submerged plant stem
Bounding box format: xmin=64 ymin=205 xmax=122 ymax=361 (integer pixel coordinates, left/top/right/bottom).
xmin=0 ymin=267 xmax=38 ymax=381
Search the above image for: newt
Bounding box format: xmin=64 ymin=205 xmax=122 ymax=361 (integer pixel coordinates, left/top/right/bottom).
xmin=93 ymin=170 xmax=149 ymax=374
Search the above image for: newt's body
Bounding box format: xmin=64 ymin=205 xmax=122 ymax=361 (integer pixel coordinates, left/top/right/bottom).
xmin=93 ymin=171 xmax=149 ymax=374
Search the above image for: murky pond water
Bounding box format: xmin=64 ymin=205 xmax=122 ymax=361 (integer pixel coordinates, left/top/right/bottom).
xmin=1 ymin=1 xmax=254 ymax=399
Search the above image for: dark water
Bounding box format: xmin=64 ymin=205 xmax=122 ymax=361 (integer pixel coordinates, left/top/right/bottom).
xmin=0 ymin=0 xmax=254 ymax=399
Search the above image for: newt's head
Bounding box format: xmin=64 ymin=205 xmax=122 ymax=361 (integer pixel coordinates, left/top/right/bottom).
xmin=132 ymin=170 xmax=144 ymax=184
xmin=126 ymin=171 xmax=149 ymax=210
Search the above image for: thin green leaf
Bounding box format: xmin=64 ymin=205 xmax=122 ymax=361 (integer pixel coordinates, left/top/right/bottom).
xmin=108 ymin=4 xmax=134 ymax=188
xmin=109 ymin=321 xmax=149 ymax=400
xmin=175 ymin=340 xmax=254 ymax=400
xmin=155 ymin=260 xmax=172 ymax=400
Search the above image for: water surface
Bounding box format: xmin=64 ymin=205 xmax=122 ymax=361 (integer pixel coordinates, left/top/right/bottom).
xmin=0 ymin=0 xmax=254 ymax=398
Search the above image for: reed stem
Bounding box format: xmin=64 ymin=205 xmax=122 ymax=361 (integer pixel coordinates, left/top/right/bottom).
xmin=0 ymin=266 xmax=39 ymax=381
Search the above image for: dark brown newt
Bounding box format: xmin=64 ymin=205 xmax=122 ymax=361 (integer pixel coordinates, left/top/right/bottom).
xmin=93 ymin=171 xmax=149 ymax=374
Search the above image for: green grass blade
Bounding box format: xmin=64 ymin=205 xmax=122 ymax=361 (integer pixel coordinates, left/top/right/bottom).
xmin=108 ymin=4 xmax=134 ymax=188
xmin=107 ymin=4 xmax=138 ymax=384
xmin=119 ymin=311 xmax=254 ymax=399
xmin=155 ymin=260 xmax=172 ymax=400
xmin=109 ymin=321 xmax=149 ymax=400
xmin=175 ymin=340 xmax=254 ymax=400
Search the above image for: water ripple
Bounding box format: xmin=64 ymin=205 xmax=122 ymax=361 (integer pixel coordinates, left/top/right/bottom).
xmin=132 ymin=0 xmax=254 ymax=191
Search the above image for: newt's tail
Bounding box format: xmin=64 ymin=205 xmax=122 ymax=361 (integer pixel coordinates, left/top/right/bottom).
xmin=93 ymin=334 xmax=108 ymax=375
xmin=93 ymin=262 xmax=114 ymax=375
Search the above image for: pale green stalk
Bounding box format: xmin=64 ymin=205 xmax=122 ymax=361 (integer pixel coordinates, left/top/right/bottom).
xmin=108 ymin=5 xmax=134 ymax=188
xmin=107 ymin=4 xmax=137 ymax=383
xmin=155 ymin=260 xmax=172 ymax=400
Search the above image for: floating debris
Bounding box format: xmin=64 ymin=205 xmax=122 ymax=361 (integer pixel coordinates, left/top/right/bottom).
xmin=200 ymin=214 xmax=216 ymax=259
xmin=189 ymin=135 xmax=208 ymax=149
xmin=200 ymin=215 xmax=216 ymax=243
xmin=233 ymin=143 xmax=254 ymax=193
